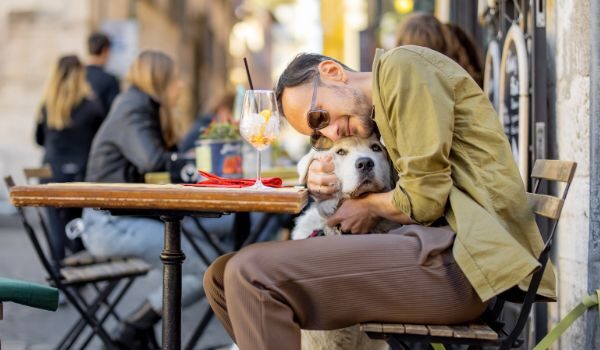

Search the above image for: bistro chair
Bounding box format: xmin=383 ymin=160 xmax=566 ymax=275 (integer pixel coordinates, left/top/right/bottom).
xmin=359 ymin=159 xmax=577 ymax=350
xmin=5 ymin=175 xmax=151 ymax=349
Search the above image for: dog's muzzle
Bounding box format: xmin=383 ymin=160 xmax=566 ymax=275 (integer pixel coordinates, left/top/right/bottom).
xmin=355 ymin=157 xmax=375 ymax=174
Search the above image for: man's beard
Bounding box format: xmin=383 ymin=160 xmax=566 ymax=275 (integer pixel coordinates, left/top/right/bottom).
xmin=350 ymin=86 xmax=375 ymax=137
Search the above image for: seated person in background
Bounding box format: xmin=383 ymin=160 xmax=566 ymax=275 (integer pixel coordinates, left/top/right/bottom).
xmin=82 ymin=50 xmax=210 ymax=349
xmin=395 ymin=12 xmax=483 ymax=86
xmin=35 ymin=55 xmax=104 ymax=267
xmin=85 ymin=32 xmax=120 ymax=116
xmin=201 ymin=48 xmax=555 ymax=349
xmin=444 ymin=22 xmax=484 ymax=87
xmin=178 ymin=91 xmax=236 ymax=152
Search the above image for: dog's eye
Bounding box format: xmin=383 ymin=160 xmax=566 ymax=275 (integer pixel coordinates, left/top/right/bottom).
xmin=335 ymin=149 xmax=347 ymax=156
xmin=371 ymin=144 xmax=382 ymax=152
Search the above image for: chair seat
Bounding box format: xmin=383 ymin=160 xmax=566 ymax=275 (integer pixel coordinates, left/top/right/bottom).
xmin=58 ymin=259 xmax=151 ymax=285
xmin=61 ymin=250 xmax=129 ymax=267
xmin=360 ymin=322 xmax=499 ymax=341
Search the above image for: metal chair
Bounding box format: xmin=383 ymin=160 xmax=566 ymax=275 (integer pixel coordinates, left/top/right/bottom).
xmin=360 ymin=159 xmax=577 ymax=350
xmin=5 ymin=175 xmax=151 ymax=349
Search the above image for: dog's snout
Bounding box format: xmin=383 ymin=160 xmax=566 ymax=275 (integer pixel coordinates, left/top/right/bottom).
xmin=355 ymin=157 xmax=374 ymax=172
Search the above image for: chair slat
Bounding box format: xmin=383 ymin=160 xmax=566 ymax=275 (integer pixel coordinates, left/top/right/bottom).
xmin=531 ymin=160 xmax=577 ymax=182
xmin=450 ymin=325 xmax=477 ymax=338
xmin=381 ymin=323 xmax=405 ymax=334
xmin=403 ymin=324 xmax=428 ymax=335
xmin=527 ymin=193 xmax=564 ymax=220
xmin=360 ymin=323 xmax=385 ymax=333
xmin=23 ymin=167 xmax=53 ymax=181
xmin=60 ymin=259 xmax=150 ymax=284
xmin=468 ymin=323 xmax=499 ymax=340
xmin=427 ymin=325 xmax=453 ymax=337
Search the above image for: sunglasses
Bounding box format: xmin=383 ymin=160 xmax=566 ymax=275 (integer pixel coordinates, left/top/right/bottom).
xmin=307 ymin=73 xmax=334 ymax=150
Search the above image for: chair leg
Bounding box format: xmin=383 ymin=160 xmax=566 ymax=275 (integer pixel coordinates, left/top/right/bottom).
xmin=184 ymin=303 xmax=215 ymax=350
xmin=79 ymin=278 xmax=136 ymax=349
xmin=387 ymin=335 xmax=412 ymax=350
xmin=92 ymin=282 xmax=122 ymax=322
xmin=57 ymin=280 xmax=119 ymax=349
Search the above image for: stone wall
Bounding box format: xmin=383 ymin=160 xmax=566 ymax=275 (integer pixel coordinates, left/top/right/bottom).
xmin=546 ymin=0 xmax=591 ymax=348
xmin=0 ymin=1 xmax=90 ymax=203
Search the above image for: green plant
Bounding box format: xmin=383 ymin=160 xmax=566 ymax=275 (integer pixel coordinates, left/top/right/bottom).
xmin=200 ymin=121 xmax=241 ymax=140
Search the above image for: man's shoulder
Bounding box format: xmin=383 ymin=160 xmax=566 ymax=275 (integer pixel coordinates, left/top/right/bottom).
xmin=378 ymin=45 xmax=461 ymax=82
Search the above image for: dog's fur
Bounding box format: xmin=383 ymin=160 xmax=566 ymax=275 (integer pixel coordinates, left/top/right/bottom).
xmin=292 ymin=136 xmax=400 ymax=350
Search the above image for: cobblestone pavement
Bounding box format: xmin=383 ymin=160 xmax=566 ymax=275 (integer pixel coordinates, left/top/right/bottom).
xmin=0 ymin=214 xmax=232 ymax=350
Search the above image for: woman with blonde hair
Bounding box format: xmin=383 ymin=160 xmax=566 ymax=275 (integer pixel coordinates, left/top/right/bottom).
xmin=80 ymin=50 xmax=207 ymax=349
xmin=35 ymin=54 xmax=104 ymax=266
xmin=395 ymin=12 xmax=483 ymax=86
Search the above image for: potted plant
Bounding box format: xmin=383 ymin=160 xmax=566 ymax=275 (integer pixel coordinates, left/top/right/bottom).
xmin=195 ymin=121 xmax=243 ymax=178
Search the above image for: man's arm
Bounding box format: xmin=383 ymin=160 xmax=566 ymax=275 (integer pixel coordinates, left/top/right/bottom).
xmin=378 ymin=47 xmax=456 ymax=226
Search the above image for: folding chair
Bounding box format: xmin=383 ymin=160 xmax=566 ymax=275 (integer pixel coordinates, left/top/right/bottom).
xmin=5 ymin=175 xmax=151 ymax=349
xmin=360 ymin=159 xmax=577 ymax=350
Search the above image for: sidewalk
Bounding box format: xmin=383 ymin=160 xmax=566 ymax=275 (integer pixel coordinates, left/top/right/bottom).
xmin=0 ymin=213 xmax=231 ymax=349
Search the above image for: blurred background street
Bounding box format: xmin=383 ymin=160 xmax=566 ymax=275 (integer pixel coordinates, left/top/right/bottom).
xmin=0 ymin=213 xmax=231 ymax=349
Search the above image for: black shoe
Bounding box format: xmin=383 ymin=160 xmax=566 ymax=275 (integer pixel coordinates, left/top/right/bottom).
xmin=110 ymin=301 xmax=161 ymax=349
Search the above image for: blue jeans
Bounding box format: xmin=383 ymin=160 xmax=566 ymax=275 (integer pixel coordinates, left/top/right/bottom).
xmin=81 ymin=208 xmax=232 ymax=312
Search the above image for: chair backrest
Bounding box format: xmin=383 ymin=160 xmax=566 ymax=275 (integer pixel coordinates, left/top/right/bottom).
xmin=503 ymin=159 xmax=577 ymax=346
xmin=23 ymin=166 xmax=53 ymax=184
xmin=4 ymin=176 xmax=62 ymax=285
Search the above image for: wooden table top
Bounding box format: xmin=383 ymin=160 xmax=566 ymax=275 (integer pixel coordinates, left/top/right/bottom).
xmin=9 ymin=182 xmax=308 ymax=214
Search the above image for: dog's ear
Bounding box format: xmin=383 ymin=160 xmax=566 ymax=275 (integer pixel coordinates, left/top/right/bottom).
xmin=297 ymin=149 xmax=317 ymax=184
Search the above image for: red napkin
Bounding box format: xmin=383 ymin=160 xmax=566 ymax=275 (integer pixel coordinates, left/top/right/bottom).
xmin=185 ymin=170 xmax=283 ymax=188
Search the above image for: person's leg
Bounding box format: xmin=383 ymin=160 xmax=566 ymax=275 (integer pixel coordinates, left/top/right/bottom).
xmin=203 ymin=252 xmax=237 ymax=340
xmin=204 ymin=225 xmax=488 ymax=350
xmin=81 ymin=209 xmax=209 ymax=348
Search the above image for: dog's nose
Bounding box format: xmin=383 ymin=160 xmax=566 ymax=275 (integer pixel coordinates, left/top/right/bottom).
xmin=355 ymin=157 xmax=374 ymax=172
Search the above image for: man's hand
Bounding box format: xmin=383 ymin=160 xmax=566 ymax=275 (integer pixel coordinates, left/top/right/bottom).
xmin=307 ymin=155 xmax=338 ymax=200
xmin=326 ymin=197 xmax=379 ymax=234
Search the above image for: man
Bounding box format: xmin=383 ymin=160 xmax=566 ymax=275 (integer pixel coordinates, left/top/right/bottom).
xmin=86 ymin=32 xmax=120 ymax=115
xmin=204 ymin=46 xmax=555 ymax=350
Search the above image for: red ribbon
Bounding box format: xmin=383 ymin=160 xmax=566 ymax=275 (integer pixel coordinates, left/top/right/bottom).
xmin=184 ymin=170 xmax=283 ymax=188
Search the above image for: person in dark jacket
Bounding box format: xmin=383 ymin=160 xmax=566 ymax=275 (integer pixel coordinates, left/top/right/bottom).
xmin=86 ymin=32 xmax=120 ymax=115
xmin=82 ymin=50 xmax=210 ymax=349
xmin=35 ymin=54 xmax=104 ymax=265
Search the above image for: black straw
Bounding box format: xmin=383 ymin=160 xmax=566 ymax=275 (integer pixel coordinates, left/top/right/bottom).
xmin=243 ymin=57 xmax=254 ymax=90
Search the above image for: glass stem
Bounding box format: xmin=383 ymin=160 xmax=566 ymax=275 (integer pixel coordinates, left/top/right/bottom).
xmin=256 ymin=150 xmax=262 ymax=185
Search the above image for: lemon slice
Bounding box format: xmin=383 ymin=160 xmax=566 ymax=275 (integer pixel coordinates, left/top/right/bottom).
xmin=259 ymin=109 xmax=272 ymax=121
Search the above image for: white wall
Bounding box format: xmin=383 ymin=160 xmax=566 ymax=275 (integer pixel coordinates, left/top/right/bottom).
xmin=546 ymin=0 xmax=590 ymax=348
xmin=0 ymin=0 xmax=90 ymax=201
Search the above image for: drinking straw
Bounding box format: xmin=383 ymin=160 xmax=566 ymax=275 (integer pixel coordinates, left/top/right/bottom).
xmin=243 ymin=57 xmax=255 ymax=90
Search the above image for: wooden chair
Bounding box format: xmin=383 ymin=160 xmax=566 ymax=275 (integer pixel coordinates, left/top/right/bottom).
xmin=5 ymin=175 xmax=152 ymax=350
xmin=360 ymin=159 xmax=577 ymax=350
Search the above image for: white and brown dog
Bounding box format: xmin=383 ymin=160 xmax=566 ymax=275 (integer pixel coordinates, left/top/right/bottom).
xmin=292 ymin=135 xmax=400 ymax=350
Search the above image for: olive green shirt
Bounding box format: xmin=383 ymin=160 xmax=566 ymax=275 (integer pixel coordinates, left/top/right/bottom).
xmin=372 ymin=46 xmax=556 ymax=302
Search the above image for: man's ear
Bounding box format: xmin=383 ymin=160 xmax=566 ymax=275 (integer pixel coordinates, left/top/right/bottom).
xmin=297 ymin=149 xmax=317 ymax=184
xmin=318 ymin=61 xmax=347 ymax=83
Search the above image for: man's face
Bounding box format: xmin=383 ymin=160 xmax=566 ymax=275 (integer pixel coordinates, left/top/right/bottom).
xmin=281 ymin=77 xmax=374 ymax=143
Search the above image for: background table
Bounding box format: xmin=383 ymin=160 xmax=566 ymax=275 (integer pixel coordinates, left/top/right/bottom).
xmin=9 ymin=183 xmax=307 ymax=350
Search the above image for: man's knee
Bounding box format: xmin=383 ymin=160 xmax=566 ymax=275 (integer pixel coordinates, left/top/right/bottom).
xmin=204 ymin=252 xmax=236 ymax=293
xmin=223 ymin=244 xmax=274 ymax=288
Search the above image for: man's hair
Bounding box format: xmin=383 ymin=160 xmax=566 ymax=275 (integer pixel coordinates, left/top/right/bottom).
xmin=275 ymin=53 xmax=354 ymax=117
xmin=88 ymin=32 xmax=111 ymax=56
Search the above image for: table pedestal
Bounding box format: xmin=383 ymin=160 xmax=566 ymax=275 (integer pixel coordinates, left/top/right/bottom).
xmin=160 ymin=215 xmax=185 ymax=350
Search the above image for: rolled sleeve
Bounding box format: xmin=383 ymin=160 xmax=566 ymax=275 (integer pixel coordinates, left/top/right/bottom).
xmin=379 ymin=48 xmax=456 ymax=225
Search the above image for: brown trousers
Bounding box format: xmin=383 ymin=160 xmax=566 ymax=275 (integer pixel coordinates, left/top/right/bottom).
xmin=203 ymin=225 xmax=488 ymax=350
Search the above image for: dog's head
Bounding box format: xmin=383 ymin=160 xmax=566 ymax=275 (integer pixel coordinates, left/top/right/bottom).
xmin=298 ymin=135 xmax=393 ymax=200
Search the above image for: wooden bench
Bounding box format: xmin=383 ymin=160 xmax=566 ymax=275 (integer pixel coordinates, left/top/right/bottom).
xmin=360 ymin=159 xmax=577 ymax=350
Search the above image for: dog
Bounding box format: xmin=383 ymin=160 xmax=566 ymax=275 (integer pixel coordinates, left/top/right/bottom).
xmin=292 ymin=135 xmax=400 ymax=350
xmin=292 ymin=135 xmax=399 ymax=239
